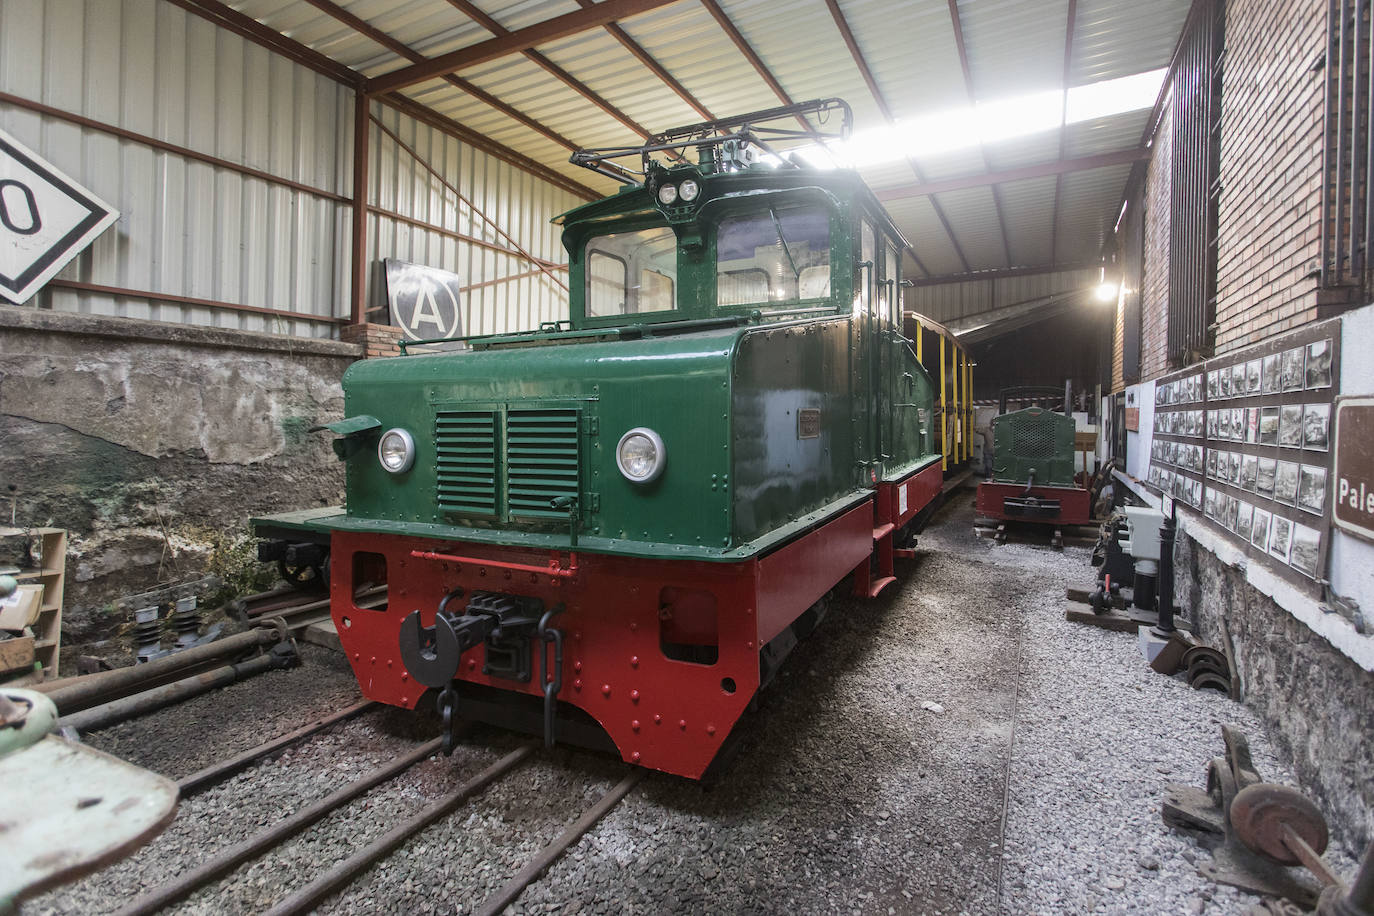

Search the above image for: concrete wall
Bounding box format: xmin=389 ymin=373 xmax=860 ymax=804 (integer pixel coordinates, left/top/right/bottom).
xmin=0 ymin=306 xmax=355 ymax=640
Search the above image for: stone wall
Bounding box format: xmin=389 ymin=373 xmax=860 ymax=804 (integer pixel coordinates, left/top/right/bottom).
xmin=1175 ymin=532 xmax=1374 ymax=851
xmin=0 ymin=306 xmax=358 ymax=640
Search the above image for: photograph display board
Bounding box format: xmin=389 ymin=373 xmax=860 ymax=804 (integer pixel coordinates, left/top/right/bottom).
xmin=1146 ymin=318 xmax=1341 ymax=593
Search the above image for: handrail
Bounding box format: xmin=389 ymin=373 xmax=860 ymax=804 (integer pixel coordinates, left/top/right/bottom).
xmin=410 ymin=549 xmax=579 ymax=582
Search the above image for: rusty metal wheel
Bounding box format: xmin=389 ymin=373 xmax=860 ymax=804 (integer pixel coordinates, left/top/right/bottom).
xmin=1230 ymin=782 xmax=1329 ymax=865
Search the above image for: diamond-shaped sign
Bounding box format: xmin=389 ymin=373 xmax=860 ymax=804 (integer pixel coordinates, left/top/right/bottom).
xmin=0 ymin=128 xmax=118 ymax=304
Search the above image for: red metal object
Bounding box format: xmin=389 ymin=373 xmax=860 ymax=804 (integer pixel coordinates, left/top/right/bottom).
xmin=975 ymin=480 xmax=1092 ymax=526
xmin=332 ymin=502 xmax=868 ymax=779
xmin=409 ymin=549 xmax=579 ymax=581
xmin=330 ymin=462 xmax=948 ymax=779
xmin=852 ymin=461 xmax=943 ymax=598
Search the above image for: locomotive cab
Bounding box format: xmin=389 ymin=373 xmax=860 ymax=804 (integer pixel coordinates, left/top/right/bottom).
xmin=253 ymin=100 xmax=947 ymax=780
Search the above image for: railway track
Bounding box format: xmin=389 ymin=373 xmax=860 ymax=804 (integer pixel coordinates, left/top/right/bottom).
xmin=44 ymin=583 xmax=643 ymax=916
xmin=114 ymin=724 xmax=642 ymax=916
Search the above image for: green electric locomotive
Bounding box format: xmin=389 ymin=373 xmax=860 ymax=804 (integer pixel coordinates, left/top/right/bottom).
xmin=254 ymin=100 xmax=946 ymax=780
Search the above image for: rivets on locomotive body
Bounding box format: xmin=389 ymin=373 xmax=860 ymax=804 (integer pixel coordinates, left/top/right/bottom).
xmin=401 ymin=673 xmax=409 ymax=682
xmin=746 ymin=640 xmax=755 ymax=650
xmin=629 ymin=656 xmax=639 ymax=668
xmin=468 ymin=659 xmax=477 ymax=670
xmin=601 ymin=684 xmax=612 ymax=697
xmin=574 ymin=660 xmax=583 ymax=672
xmin=631 ymin=720 xmax=641 ymax=732
xmin=654 ymin=714 xmax=662 ymax=725
xmin=370 ymin=656 xmax=377 ymax=665
xmin=630 ymin=689 xmax=640 ymax=702
xmin=573 ymin=678 xmax=583 ymax=691
xmin=678 ymin=719 xmax=687 ymax=730
xmin=707 ymin=724 xmax=717 ymax=736
xmin=629 ymin=622 xmax=638 ymax=633
xmin=631 ymin=751 xmax=641 ymax=762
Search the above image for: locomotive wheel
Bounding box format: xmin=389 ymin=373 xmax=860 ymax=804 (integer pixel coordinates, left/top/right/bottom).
xmin=279 ymin=559 xmax=322 ymax=590
xmin=1229 ymin=783 xmax=1329 ymax=865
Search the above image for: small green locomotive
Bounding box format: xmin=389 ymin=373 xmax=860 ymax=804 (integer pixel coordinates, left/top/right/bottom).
xmin=255 ymin=100 xmax=946 ymax=779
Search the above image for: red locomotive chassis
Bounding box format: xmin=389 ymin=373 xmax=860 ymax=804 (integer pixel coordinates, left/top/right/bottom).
xmin=329 ymin=461 xmax=944 ymax=780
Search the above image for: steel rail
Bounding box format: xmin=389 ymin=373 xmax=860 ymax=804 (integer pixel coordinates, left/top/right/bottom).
xmin=177 ymin=700 xmax=377 ymax=798
xmin=115 ymin=737 xmax=446 ymax=916
xmin=473 ymin=769 xmax=645 ymax=916
xmin=261 ymin=744 xmax=537 ymax=916
xmin=60 ymin=654 xmax=284 ymax=733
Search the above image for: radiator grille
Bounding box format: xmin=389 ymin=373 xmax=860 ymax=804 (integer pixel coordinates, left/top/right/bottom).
xmin=506 ymin=409 xmax=579 ymax=518
xmin=435 ymin=410 xmax=498 ymax=516
xmin=1005 ymin=413 xmax=1057 ymax=461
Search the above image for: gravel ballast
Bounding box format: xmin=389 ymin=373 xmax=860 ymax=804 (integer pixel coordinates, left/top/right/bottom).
xmin=28 ymin=492 xmax=1362 ymax=914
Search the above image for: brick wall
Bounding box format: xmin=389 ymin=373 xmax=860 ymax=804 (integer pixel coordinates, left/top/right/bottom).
xmin=1112 ymin=292 xmax=1125 ymax=392
xmin=1213 ymin=0 xmax=1325 ymax=353
xmin=1141 ymin=98 xmax=1173 ymax=380
xmin=340 ymin=322 xmax=403 ymax=359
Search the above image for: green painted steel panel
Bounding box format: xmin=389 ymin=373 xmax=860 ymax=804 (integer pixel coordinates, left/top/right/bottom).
xmin=991 ymin=407 xmax=1077 ymax=487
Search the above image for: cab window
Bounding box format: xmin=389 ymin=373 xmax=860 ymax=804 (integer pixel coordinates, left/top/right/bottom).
xmin=586 ymin=226 xmax=677 ymax=317
xmin=716 ymin=206 xmax=831 ymax=307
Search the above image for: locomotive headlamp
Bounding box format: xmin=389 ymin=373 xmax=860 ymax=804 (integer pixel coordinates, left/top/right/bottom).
xmin=616 ymin=427 xmax=666 ymax=483
xmin=657 ymin=183 xmax=678 ymax=205
xmin=678 ymin=179 xmax=700 ymax=202
xmin=378 ymin=428 xmax=416 ymax=474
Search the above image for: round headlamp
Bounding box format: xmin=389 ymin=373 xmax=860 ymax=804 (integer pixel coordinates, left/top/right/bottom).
xmin=678 ymin=179 xmax=700 ymax=202
xmin=378 ymin=427 xmax=416 ymax=474
xmin=657 ymin=183 xmax=678 ymax=205
xmin=616 ymin=427 xmax=666 ymax=483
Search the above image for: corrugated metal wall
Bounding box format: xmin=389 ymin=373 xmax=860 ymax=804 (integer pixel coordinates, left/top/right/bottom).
xmin=0 ymin=0 xmax=575 ymax=340
xmin=905 ymin=267 xmax=1097 ymax=324
xmin=367 ymin=103 xmax=575 ymax=336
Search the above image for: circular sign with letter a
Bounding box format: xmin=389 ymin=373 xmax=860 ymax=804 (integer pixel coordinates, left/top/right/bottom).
xmin=383 ymin=258 xmax=465 ymax=343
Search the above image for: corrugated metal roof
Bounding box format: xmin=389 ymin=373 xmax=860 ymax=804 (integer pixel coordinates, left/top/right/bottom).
xmin=1071 ymin=0 xmax=1192 ymax=85
xmin=995 ymin=175 xmax=1060 ymax=265
xmin=957 ymin=0 xmax=1072 ymax=98
xmin=230 ymin=0 xmax=1192 ymax=288
xmin=6 ymin=0 xmax=1197 ymax=338
xmin=932 ymin=185 xmax=1008 ymax=267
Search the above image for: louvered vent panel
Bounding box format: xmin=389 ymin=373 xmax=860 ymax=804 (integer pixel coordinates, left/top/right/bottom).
xmin=435 ymin=410 xmax=497 ymax=516
xmin=506 ymin=409 xmax=579 ymax=518
xmin=1008 ymin=415 xmax=1056 ymax=461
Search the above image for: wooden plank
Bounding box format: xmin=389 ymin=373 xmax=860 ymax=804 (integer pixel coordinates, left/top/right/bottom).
xmin=0 ymin=634 xmax=35 ymax=673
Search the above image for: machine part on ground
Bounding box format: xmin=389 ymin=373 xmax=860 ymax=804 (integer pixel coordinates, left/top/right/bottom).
xmin=61 ymin=643 xmax=297 ymax=733
xmin=170 ymin=595 xmax=221 ymax=650
xmin=114 ymin=736 xmax=443 ymax=916
xmin=1162 ymin=725 xmax=1371 ymax=913
xmin=43 ymin=627 xmax=282 ymax=714
xmin=131 ymin=605 xmax=165 ymax=664
xmin=257 ymin=539 xmax=330 ymax=591
xmin=1153 ymin=503 xmax=1178 ymax=634
xmin=0 ymin=687 xmax=178 ymax=911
